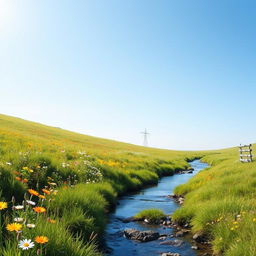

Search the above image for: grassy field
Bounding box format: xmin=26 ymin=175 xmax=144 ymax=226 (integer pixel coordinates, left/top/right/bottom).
xmin=1 ymin=114 xmax=255 ymax=256
xmin=173 ymin=145 xmax=256 ymax=256
xmin=0 ymin=114 xmax=200 ymax=255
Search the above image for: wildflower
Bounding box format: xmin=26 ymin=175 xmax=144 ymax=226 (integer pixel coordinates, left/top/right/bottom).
xmin=39 ymin=195 xmax=45 ymax=199
xmin=230 ymin=227 xmax=234 ymax=231
xmin=0 ymin=202 xmax=7 ymax=210
xmin=233 ymin=221 xmax=238 ymax=225
xmin=28 ymin=189 xmax=39 ymax=197
xmin=27 ymin=224 xmax=36 ymax=228
xmin=35 ymin=236 xmax=49 ymax=244
xmin=23 ymin=167 xmax=29 ymax=170
xmin=29 ymin=169 xmax=34 ymax=173
xmin=253 ymin=218 xmax=256 ymax=222
xmin=6 ymin=223 xmax=22 ymax=232
xmin=26 ymin=200 xmax=36 ymax=206
xmin=42 ymin=189 xmax=50 ymax=195
xmin=36 ymin=165 xmax=41 ymax=169
xmin=23 ymin=178 xmax=28 ymax=183
xmin=33 ymin=207 xmax=46 ymax=213
xmin=48 ymin=182 xmax=57 ymax=186
xmin=6 ymin=162 xmax=12 ymax=165
xmin=16 ymin=176 xmax=22 ymax=181
xmin=14 ymin=217 xmax=24 ymax=222
xmin=14 ymin=205 xmax=24 ymax=210
xmin=48 ymin=219 xmax=56 ymax=224
xmin=18 ymin=239 xmax=35 ymax=250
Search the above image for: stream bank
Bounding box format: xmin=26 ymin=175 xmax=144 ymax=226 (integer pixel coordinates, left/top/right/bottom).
xmin=104 ymin=160 xmax=209 ymax=256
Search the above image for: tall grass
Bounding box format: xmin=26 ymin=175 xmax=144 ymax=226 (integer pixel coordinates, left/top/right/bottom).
xmin=0 ymin=113 xmax=200 ymax=255
xmin=172 ymin=145 xmax=256 ymax=255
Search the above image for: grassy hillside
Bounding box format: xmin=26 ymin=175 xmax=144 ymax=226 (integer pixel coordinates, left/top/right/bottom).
xmin=173 ymin=145 xmax=256 ymax=256
xmin=0 ymin=114 xmax=200 ymax=255
xmin=1 ymin=114 xmax=255 ymax=256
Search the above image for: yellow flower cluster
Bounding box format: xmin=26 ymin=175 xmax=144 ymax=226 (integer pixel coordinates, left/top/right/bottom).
xmin=22 ymin=167 xmax=34 ymax=173
xmin=97 ymin=159 xmax=127 ymax=167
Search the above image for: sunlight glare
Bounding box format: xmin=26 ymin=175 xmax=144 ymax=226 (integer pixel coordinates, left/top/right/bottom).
xmin=0 ymin=0 xmax=15 ymax=32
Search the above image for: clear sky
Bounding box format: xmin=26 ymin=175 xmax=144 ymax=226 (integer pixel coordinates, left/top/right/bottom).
xmin=0 ymin=0 xmax=255 ymax=150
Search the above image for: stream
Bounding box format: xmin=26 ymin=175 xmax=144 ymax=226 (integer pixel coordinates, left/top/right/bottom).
xmin=104 ymin=160 xmax=209 ymax=256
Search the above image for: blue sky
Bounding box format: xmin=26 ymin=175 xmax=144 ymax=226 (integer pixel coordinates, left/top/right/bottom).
xmin=0 ymin=0 xmax=255 ymax=150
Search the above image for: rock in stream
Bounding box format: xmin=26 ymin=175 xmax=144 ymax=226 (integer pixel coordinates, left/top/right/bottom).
xmin=124 ymin=228 xmax=160 ymax=242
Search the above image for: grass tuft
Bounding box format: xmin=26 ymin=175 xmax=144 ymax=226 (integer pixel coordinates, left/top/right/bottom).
xmin=135 ymin=208 xmax=166 ymax=223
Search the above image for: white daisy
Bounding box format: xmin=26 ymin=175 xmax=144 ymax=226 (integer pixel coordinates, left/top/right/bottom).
xmin=26 ymin=223 xmax=36 ymax=228
xmin=14 ymin=217 xmax=24 ymax=222
xmin=26 ymin=200 xmax=36 ymax=206
xmin=14 ymin=205 xmax=24 ymax=210
xmin=18 ymin=239 xmax=34 ymax=250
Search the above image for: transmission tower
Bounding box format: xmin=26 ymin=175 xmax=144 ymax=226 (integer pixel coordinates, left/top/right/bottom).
xmin=141 ymin=128 xmax=150 ymax=147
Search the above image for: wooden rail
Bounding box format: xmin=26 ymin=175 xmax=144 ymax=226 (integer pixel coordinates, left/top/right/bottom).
xmin=239 ymin=144 xmax=253 ymax=162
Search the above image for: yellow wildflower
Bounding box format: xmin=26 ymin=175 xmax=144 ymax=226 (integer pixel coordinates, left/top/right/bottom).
xmin=48 ymin=219 xmax=56 ymax=224
xmin=0 ymin=202 xmax=7 ymax=210
xmin=6 ymin=223 xmax=22 ymax=232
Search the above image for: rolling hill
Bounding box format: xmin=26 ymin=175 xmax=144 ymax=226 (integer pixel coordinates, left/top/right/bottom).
xmin=0 ymin=113 xmax=255 ymax=255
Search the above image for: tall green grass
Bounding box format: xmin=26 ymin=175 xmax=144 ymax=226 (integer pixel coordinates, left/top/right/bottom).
xmin=0 ymin=113 xmax=200 ymax=255
xmin=172 ymin=145 xmax=256 ymax=255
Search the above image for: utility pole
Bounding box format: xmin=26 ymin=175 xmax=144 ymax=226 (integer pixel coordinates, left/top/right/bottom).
xmin=141 ymin=128 xmax=149 ymax=147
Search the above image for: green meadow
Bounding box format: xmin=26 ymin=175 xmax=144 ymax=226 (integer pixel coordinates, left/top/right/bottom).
xmin=0 ymin=113 xmax=255 ymax=255
xmin=173 ymin=145 xmax=256 ymax=255
xmin=0 ymin=114 xmax=199 ymax=255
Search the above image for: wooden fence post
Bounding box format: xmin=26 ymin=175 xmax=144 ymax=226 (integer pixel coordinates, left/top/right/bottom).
xmin=239 ymin=144 xmax=253 ymax=163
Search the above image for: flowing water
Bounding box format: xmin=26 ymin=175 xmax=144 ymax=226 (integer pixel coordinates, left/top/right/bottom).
xmin=105 ymin=160 xmax=209 ymax=256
